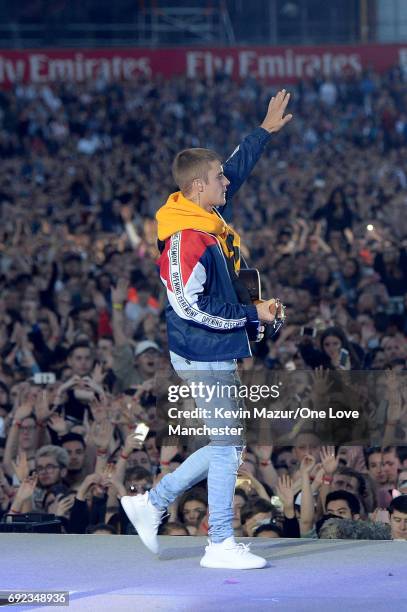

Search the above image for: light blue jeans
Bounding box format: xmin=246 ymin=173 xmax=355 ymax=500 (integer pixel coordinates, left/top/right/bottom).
xmin=149 ymin=352 xmax=245 ymax=543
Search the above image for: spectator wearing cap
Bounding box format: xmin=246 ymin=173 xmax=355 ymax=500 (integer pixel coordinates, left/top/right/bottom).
xmin=112 ymin=337 xmax=161 ymax=393
xmin=134 ymin=340 xmax=162 ymax=378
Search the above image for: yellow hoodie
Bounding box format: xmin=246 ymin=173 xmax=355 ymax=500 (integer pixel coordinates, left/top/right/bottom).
xmin=156 ymin=191 xmax=241 ymax=272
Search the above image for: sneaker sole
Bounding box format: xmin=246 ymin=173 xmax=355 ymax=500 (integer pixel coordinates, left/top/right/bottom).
xmin=200 ymin=557 xmax=267 ymax=570
xmin=121 ymin=497 xmax=160 ymax=554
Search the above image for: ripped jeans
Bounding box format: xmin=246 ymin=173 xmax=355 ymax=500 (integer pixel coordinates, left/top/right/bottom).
xmin=149 ymin=352 xmax=245 ymax=543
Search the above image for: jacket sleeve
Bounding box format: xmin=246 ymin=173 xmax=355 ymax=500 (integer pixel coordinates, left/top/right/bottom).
xmin=220 ymin=127 xmax=271 ymax=221
xmin=67 ymin=498 xmax=90 ymax=534
xmin=164 ymin=232 xmax=258 ymax=332
xmin=283 ymin=516 xmax=301 ymax=538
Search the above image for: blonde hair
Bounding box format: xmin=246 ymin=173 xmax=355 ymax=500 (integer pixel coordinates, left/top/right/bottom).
xmin=172 ymin=148 xmax=220 ymax=195
xmin=36 ymin=445 xmax=69 ymax=468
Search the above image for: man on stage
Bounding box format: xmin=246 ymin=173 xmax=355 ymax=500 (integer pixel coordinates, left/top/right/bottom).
xmin=121 ymin=90 xmax=292 ymax=569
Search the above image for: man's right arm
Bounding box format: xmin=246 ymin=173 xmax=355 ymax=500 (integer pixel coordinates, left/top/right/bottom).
xmin=221 ymin=90 xmax=292 ymax=220
xmin=160 ymin=231 xmax=277 ymax=329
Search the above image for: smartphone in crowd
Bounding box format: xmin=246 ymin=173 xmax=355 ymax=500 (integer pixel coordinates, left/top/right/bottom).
xmin=32 ymin=372 xmax=56 ymax=385
xmin=339 ymin=348 xmax=350 ymax=369
xmin=236 ymin=477 xmax=251 ymax=489
xmin=270 ymin=495 xmax=284 ymax=510
xmin=300 ymin=326 xmax=316 ymax=338
xmin=134 ymin=423 xmax=150 ymax=442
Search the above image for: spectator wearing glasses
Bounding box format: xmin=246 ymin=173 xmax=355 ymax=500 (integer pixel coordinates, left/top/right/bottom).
xmin=33 ymin=445 xmax=69 ymax=510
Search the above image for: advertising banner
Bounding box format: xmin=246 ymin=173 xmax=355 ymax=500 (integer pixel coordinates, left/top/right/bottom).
xmin=0 ymin=44 xmax=406 ymax=86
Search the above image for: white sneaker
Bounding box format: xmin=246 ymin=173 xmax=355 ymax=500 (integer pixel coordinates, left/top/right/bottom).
xmin=121 ymin=492 xmax=164 ymax=554
xmin=200 ymin=536 xmax=267 ymax=569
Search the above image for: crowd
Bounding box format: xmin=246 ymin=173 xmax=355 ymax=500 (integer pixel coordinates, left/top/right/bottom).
xmin=0 ymin=64 xmax=406 ymax=540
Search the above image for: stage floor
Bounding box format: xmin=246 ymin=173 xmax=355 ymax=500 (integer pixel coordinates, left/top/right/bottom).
xmin=1 ymin=534 xmax=406 ymax=611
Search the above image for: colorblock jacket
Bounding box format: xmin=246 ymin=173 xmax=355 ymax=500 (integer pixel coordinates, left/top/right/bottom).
xmin=157 ymin=127 xmax=271 ymax=362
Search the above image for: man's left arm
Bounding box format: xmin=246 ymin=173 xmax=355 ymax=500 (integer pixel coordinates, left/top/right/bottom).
xmin=221 ymin=90 xmax=292 ymax=219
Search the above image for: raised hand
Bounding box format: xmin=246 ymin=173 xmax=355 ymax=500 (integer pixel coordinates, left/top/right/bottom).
xmin=111 ymin=278 xmax=129 ymax=305
xmin=92 ymin=290 xmax=107 ymax=312
xmin=133 ymin=378 xmax=155 ymax=403
xmin=64 ymin=316 xmax=75 ymax=345
xmin=276 ymin=474 xmax=295 ymax=512
xmin=82 ymin=376 xmax=105 ymax=400
xmin=92 ymin=471 xmax=112 ymax=498
xmin=55 ymin=376 xmax=81 ymax=399
xmin=89 ymin=419 xmax=114 ymax=452
xmin=311 ymin=367 xmax=333 ymax=396
xmin=105 ymin=465 xmax=127 ymax=499
xmin=42 ymin=309 xmax=60 ymax=344
xmin=114 ymin=395 xmax=146 ymax=429
xmin=123 ymin=431 xmax=144 ymax=456
xmin=260 ymin=90 xmax=293 ymax=134
xmin=311 ymin=464 xmax=325 ymax=492
xmin=92 ymin=362 xmax=104 ymax=385
xmin=160 ymin=444 xmax=180 ymax=466
xmin=0 ymin=467 xmax=13 ymax=498
xmin=11 ymin=451 xmax=30 ymax=482
xmin=12 ymin=382 xmax=31 ymax=408
xmin=320 ymin=446 xmax=338 ymax=477
xmin=76 ymin=473 xmax=103 ymax=501
xmin=13 ymin=401 xmax=33 ymax=424
xmin=14 ymin=474 xmax=38 ymax=504
xmin=120 ymin=205 xmax=133 ymax=223
xmin=34 ymin=389 xmax=57 ymax=425
xmin=345 ymin=446 xmax=367 ymax=472
xmin=48 ymin=413 xmax=69 ymax=436
xmin=252 ymin=444 xmax=273 ymax=463
xmin=299 ymin=454 xmax=316 ymax=479
xmin=237 ymin=469 xmax=270 ymax=501
xmin=54 ymin=494 xmax=75 ymax=517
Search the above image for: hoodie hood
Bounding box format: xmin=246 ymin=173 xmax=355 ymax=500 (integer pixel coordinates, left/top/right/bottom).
xmin=156 ymin=191 xmax=241 ymax=272
xmin=156 ymin=191 xmax=226 ymax=241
